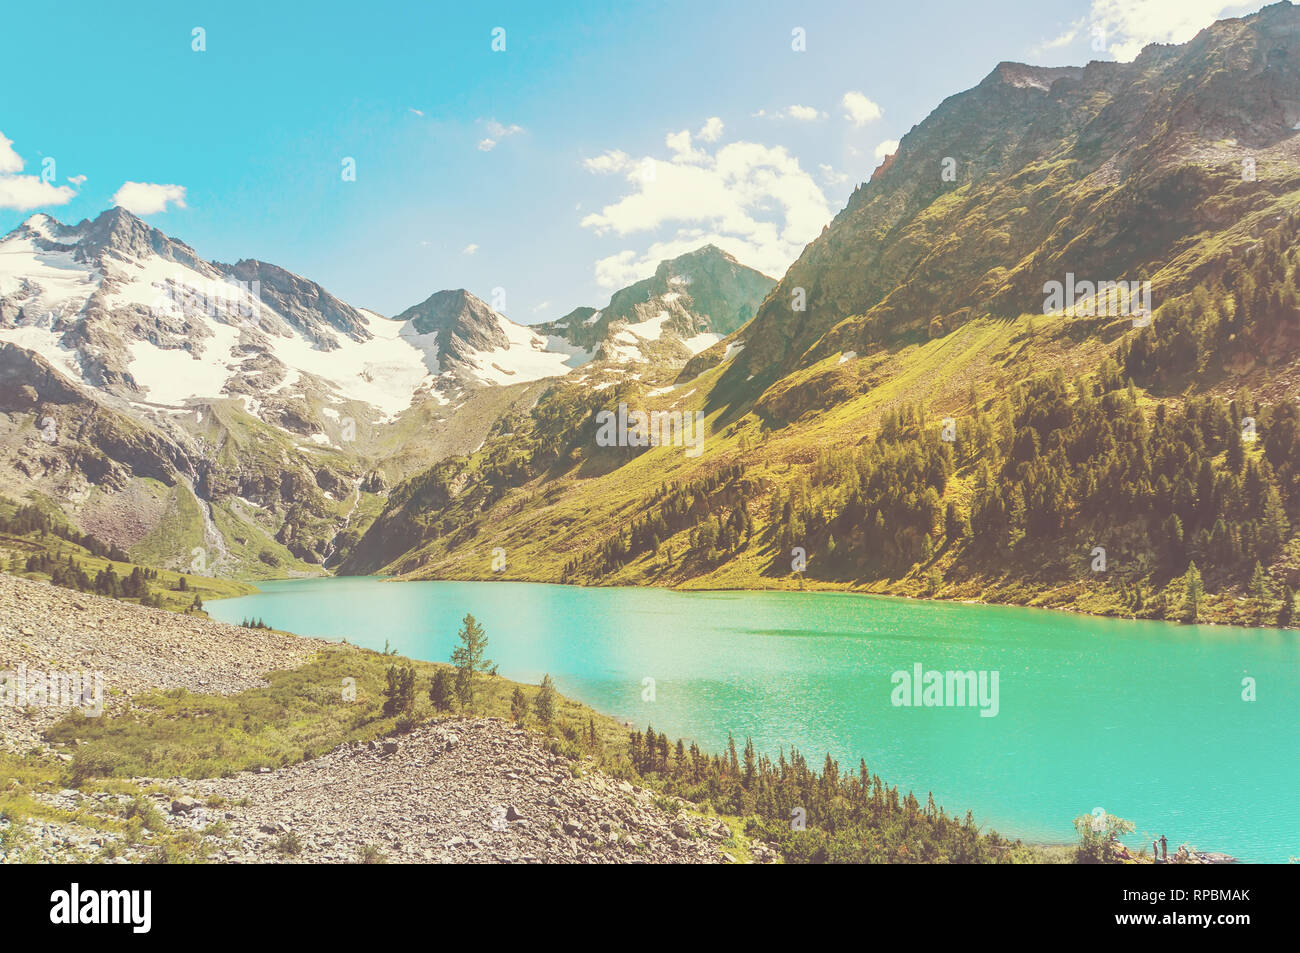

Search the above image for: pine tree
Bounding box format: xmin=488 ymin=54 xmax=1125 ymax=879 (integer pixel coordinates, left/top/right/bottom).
xmin=534 ymin=673 xmax=557 ymax=727
xmin=449 ymin=614 xmax=492 ymax=709
xmin=1183 ymin=561 xmax=1203 ymax=623
xmin=510 ymin=686 xmax=528 ymax=724
xmin=428 ymin=668 xmax=455 ymax=711
xmin=1278 ymin=585 xmax=1295 ymax=627
xmin=1250 ymin=561 xmax=1272 ymax=623
xmin=383 ymin=663 xmax=415 ymax=716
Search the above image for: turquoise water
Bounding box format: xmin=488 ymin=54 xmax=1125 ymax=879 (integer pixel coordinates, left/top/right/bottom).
xmin=209 ymin=577 xmax=1300 ymax=862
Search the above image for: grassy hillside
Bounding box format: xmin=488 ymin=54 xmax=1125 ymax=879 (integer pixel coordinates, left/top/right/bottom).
xmin=344 ymin=7 xmax=1300 ymax=629
xmin=347 ymin=271 xmax=1300 ymax=628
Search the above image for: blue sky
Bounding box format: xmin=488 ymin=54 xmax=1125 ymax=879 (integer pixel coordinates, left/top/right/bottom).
xmin=0 ymin=0 xmax=1264 ymax=320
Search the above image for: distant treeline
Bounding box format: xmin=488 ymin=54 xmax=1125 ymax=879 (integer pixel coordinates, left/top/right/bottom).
xmin=2 ymin=503 xmax=203 ymax=611
xmin=0 ymin=504 xmax=130 ymax=562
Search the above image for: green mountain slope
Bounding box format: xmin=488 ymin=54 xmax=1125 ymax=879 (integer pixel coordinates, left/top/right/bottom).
xmin=346 ymin=3 xmax=1300 ymax=627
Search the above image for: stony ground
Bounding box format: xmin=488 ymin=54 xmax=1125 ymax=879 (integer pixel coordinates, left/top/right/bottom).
xmin=0 ymin=576 xmax=738 ymax=864
xmin=0 ymin=572 xmax=316 ymax=753
xmin=154 ymin=719 xmax=734 ymax=863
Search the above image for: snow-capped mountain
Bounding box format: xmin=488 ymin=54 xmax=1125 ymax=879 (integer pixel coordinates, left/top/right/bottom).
xmin=392 ymin=288 xmax=591 ymax=389
xmin=0 ymin=208 xmax=592 ymax=424
xmin=0 ymin=207 xmax=775 ymax=577
xmin=537 ymin=245 xmax=775 ymax=367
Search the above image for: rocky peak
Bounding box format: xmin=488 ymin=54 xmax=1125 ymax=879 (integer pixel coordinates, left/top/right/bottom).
xmin=394 ymin=289 xmax=512 ymax=364
xmin=71 ymin=207 xmax=215 ymax=275
xmin=537 ymin=244 xmax=775 ymax=360
xmin=219 ymin=258 xmax=374 ymax=347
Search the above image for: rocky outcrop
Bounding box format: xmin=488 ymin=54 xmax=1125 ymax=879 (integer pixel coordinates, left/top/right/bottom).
xmin=394 ymin=289 xmax=514 ymax=367
xmin=537 ymin=245 xmax=775 ymax=363
xmin=219 ymin=258 xmax=373 ymax=347
xmin=154 ymin=719 xmax=733 ymax=864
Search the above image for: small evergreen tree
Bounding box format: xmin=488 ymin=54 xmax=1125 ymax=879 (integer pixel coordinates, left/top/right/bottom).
xmin=1279 ymin=584 xmax=1296 ymax=627
xmin=449 ymin=614 xmax=492 ymax=709
xmin=1250 ymin=561 xmax=1272 ymax=623
xmin=510 ymin=686 xmax=528 ymax=724
xmin=428 ymin=668 xmax=454 ymax=711
xmin=383 ymin=663 xmax=415 ymax=716
xmin=1182 ymin=561 xmax=1203 ymax=623
xmin=534 ymin=674 xmax=557 ymax=727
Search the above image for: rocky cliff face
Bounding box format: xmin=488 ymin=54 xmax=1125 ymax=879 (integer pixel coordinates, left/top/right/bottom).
xmin=218 ymin=258 xmax=373 ymax=348
xmin=728 ymin=2 xmax=1300 ymax=400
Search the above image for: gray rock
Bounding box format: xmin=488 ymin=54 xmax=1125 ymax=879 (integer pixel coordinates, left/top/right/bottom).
xmin=170 ymin=796 xmax=201 ymax=815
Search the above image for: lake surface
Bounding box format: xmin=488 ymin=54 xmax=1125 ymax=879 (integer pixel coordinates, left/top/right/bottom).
xmin=209 ymin=577 xmax=1300 ymax=862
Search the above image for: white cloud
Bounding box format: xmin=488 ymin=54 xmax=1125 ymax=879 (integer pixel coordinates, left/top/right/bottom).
xmin=409 ymin=107 xmax=425 ymax=117
xmin=111 ymin=182 xmax=186 ymax=215
xmin=584 ymin=150 xmax=632 ymax=174
xmin=1035 ymin=18 xmax=1085 ymax=54
xmin=67 ymin=174 xmax=87 ymax=187
xmin=785 ymin=105 xmax=821 ymax=121
xmin=841 ymin=91 xmax=883 ymax=126
xmin=818 ymin=163 xmax=852 ymax=187
xmin=580 ymin=135 xmax=832 ymax=286
xmin=697 ymin=117 xmax=724 ymax=142
xmin=665 ymin=129 xmax=692 ymax=154
xmin=462 ymin=243 xmax=479 ymax=255
xmin=0 ymin=134 xmax=22 ymax=174
xmin=532 ymin=300 xmax=551 ymax=313
xmin=478 ymin=119 xmax=524 ymax=151
xmin=485 ymin=120 xmax=523 ymax=138
xmin=663 ymin=128 xmax=712 ymax=166
xmin=1080 ymin=0 xmax=1258 ymax=61
xmin=757 ymin=105 xmax=826 ymax=121
xmin=0 ymin=176 xmax=76 ymax=211
xmin=874 ymin=139 xmax=900 ymax=161
xmin=0 ymin=131 xmax=77 ymax=210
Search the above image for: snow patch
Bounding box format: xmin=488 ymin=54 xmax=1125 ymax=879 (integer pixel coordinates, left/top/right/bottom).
xmin=126 ymin=323 xmax=241 ymax=404
xmin=682 ymin=331 xmax=721 ymax=355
